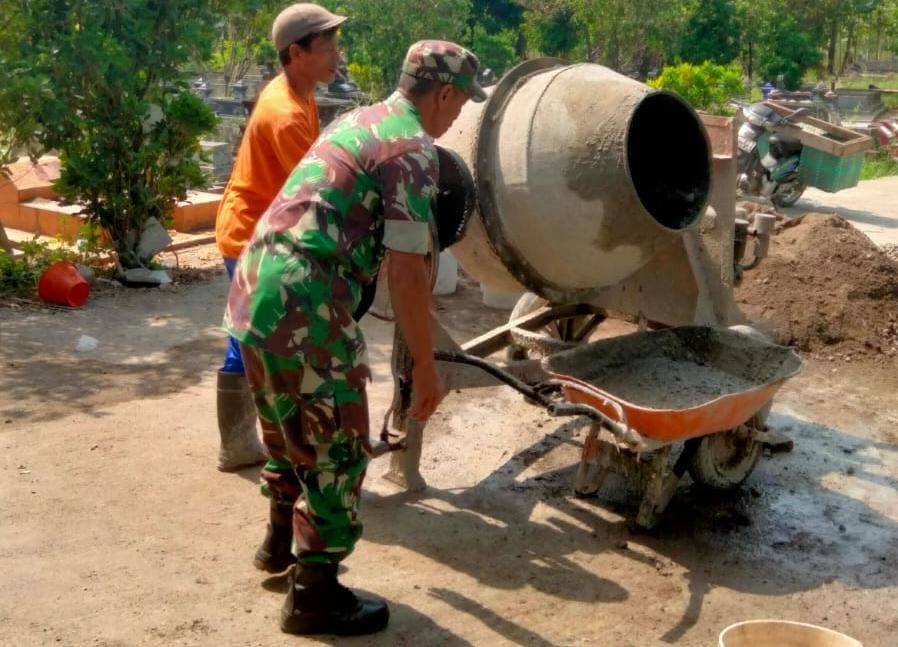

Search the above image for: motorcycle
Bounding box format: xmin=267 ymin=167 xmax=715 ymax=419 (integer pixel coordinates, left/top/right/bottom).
xmin=736 ymin=102 xmax=807 ymax=207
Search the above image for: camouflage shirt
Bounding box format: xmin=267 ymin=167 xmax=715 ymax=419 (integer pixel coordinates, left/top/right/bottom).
xmin=224 ymin=92 xmax=437 ymax=371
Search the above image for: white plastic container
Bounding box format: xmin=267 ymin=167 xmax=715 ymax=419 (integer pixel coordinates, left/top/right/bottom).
xmin=719 ymin=620 xmax=862 ymax=647
xmin=481 ymin=284 xmax=524 ymax=310
xmin=432 ymin=250 xmax=458 ymax=296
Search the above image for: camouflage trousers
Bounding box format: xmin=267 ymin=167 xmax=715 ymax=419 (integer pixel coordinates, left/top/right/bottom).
xmin=240 ymin=342 xmax=371 ymax=565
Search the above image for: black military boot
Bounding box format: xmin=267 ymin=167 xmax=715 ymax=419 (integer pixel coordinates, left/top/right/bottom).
xmin=280 ymin=562 xmax=390 ymax=636
xmin=253 ymin=499 xmax=295 ymax=574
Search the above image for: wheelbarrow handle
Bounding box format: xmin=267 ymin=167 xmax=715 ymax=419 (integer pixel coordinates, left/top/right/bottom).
xmin=550 ymin=380 xmax=637 ymax=446
xmin=433 ymin=350 xmax=553 ymax=407
xmin=432 ymin=350 xmax=630 ymax=440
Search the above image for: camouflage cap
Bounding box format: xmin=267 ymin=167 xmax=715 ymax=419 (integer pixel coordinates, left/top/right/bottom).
xmin=272 ymin=3 xmax=347 ymax=52
xmin=401 ymin=40 xmax=487 ymax=103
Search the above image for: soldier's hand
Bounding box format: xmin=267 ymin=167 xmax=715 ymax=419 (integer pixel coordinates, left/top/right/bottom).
xmin=410 ymin=360 xmax=444 ymax=422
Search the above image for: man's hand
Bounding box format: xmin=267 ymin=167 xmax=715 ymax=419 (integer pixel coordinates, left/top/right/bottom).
xmin=388 ymin=250 xmax=445 ymax=422
xmin=410 ymin=360 xmax=442 ymax=422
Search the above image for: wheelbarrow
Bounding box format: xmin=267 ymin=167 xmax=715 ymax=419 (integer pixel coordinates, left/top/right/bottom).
xmin=432 ymin=326 xmax=802 ymax=529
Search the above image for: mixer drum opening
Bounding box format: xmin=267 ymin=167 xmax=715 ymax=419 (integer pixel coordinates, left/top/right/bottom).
xmin=626 ymin=92 xmax=711 ymax=231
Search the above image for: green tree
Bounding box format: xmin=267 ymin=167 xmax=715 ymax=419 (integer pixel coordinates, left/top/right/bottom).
xmin=753 ymin=11 xmax=823 ymax=89
xmin=678 ymin=0 xmax=740 ymax=65
xmin=568 ymin=0 xmax=692 ymax=77
xmin=323 ymin=0 xmax=472 ymax=96
xmin=0 ymin=0 xmax=218 ymax=269
xmin=524 ymin=1 xmax=582 ymax=59
xmin=207 ymin=0 xmax=281 ymax=94
xmin=468 ymin=0 xmax=524 ymax=73
xmin=0 ymin=0 xmax=47 ymax=167
xmin=471 ymin=26 xmax=520 ymax=76
xmin=802 ymin=0 xmax=878 ymax=76
xmin=734 ymin=0 xmax=823 ymax=88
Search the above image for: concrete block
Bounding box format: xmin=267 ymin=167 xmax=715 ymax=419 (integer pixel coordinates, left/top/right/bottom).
xmin=172 ymin=191 xmax=221 ymax=232
xmin=37 ymin=209 xmax=62 ymax=237
xmin=9 ymin=205 xmax=38 ymax=233
xmin=137 ymin=217 xmax=172 ymax=260
xmin=2 ymin=156 xmax=60 ymax=202
xmin=29 ymin=199 xmax=85 ymax=242
xmin=0 ymin=176 xmax=18 ymax=206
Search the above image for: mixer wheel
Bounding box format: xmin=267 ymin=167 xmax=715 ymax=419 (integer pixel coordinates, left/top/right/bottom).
xmin=506 ymin=293 xmax=604 ymax=360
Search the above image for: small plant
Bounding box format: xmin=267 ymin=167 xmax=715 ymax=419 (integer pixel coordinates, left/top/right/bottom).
xmin=860 ymin=149 xmax=898 ymax=181
xmin=648 ymin=61 xmax=744 ymax=115
xmin=0 ymin=239 xmax=82 ymax=299
xmin=347 ymin=63 xmax=386 ymax=102
xmin=0 ymin=221 xmax=110 ymax=300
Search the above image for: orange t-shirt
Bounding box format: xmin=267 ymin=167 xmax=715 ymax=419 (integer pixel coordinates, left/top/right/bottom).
xmin=215 ymin=74 xmax=320 ymax=259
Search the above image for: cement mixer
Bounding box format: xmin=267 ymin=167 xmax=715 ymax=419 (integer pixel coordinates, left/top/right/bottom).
xmin=437 ymin=58 xmax=712 ymax=303
xmin=375 ymin=59 xmax=788 ymax=529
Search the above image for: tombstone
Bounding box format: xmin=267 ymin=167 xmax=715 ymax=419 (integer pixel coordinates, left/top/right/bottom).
xmin=232 ymin=78 xmax=248 ymax=101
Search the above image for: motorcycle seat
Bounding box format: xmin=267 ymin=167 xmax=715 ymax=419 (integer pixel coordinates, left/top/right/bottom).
xmin=768 ymin=134 xmax=803 ymax=157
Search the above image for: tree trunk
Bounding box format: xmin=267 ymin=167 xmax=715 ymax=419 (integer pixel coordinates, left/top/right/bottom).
xmin=747 ymin=39 xmax=753 ymax=83
xmin=515 ymin=29 xmax=526 ymax=59
xmin=0 ymin=221 xmax=13 ymax=255
xmin=826 ymin=20 xmax=838 ymax=76
xmin=840 ymin=24 xmax=855 ymax=75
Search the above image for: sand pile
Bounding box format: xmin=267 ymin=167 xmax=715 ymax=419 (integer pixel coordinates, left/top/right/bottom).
xmin=884 ymin=244 xmax=898 ymax=264
xmin=735 ymin=214 xmax=898 ymax=357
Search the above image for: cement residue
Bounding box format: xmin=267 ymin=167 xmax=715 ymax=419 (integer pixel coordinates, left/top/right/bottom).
xmin=587 ymin=357 xmax=757 ymax=409
xmin=546 ymin=327 xmax=799 ymax=410
xmin=736 ymin=213 xmax=898 ymax=357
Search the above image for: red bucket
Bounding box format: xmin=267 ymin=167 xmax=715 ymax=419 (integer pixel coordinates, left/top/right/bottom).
xmin=37 ymin=261 xmax=90 ymax=307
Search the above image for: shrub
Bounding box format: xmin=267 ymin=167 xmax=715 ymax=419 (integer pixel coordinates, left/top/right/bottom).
xmin=0 ymin=1 xmax=218 ymax=269
xmin=648 ymin=61 xmax=744 ymax=115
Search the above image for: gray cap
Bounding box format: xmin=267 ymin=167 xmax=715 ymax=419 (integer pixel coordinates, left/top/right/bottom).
xmin=271 ymin=3 xmax=347 ymax=52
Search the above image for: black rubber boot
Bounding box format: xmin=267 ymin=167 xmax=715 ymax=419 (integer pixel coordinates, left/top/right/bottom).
xmin=253 ymin=500 xmax=295 ymax=573
xmin=216 ymin=370 xmax=268 ymax=471
xmin=280 ymin=563 xmax=390 ymax=636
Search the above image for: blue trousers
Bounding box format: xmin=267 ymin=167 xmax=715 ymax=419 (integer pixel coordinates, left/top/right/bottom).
xmin=222 ymin=258 xmax=245 ymax=374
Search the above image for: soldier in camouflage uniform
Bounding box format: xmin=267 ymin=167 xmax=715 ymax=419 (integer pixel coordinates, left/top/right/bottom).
xmin=224 ymin=40 xmax=485 ymax=636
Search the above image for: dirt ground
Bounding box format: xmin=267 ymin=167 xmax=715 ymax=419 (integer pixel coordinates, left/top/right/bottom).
xmin=735 ymin=213 xmax=898 ymax=358
xmin=1 ymin=246 xmax=896 ymax=647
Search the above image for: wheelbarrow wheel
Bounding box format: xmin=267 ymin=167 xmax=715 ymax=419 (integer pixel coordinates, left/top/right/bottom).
xmin=688 ymin=419 xmax=762 ymax=490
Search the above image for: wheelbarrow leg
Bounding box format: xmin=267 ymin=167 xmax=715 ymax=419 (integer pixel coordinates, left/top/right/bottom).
xmin=381 ymin=324 xmax=431 ymax=492
xmin=574 ymin=423 xmax=610 ymax=497
xmin=383 ymin=418 xmax=427 ymax=492
xmin=636 ymin=446 xmax=679 ymax=529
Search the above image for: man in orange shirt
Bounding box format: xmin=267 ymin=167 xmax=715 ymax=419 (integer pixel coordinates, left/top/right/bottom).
xmin=215 ymin=3 xmax=346 ymax=472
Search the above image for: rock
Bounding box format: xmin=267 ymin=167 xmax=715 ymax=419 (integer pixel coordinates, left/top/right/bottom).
xmin=75 ymin=335 xmax=99 ymax=353
xmin=120 ymin=268 xmax=172 ymax=287
xmin=76 ymin=265 xmax=96 ymax=285
xmin=137 ymin=217 xmax=172 ymax=262
xmin=761 ymin=430 xmax=794 ymax=453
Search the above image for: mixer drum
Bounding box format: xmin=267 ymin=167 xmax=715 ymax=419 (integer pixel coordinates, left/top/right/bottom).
xmin=436 ymin=58 xmax=712 ymax=303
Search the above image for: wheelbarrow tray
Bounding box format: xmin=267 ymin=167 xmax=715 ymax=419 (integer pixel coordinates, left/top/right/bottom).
xmin=542 ymin=326 xmax=801 ymax=442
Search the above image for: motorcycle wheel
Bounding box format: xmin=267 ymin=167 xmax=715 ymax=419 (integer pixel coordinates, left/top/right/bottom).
xmin=772 ymin=181 xmax=806 ymax=207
